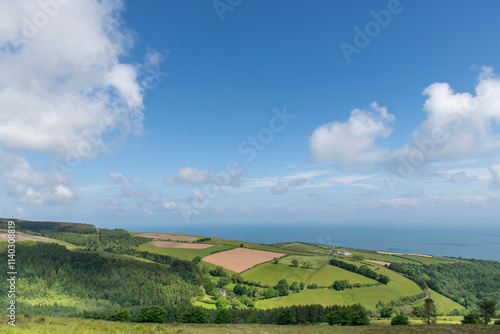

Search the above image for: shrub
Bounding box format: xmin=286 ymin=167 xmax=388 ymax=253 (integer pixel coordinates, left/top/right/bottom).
xmin=246 ymin=314 xmax=260 ymax=324
xmin=81 ymin=309 xmax=105 ymax=320
xmin=461 ymin=313 xmax=480 ymax=324
xmin=214 ymin=308 xmax=232 ymax=324
xmin=105 ymin=309 xmax=131 ymax=322
xmin=391 ymin=314 xmax=409 ymax=325
xmin=134 ymin=305 xmax=167 ymax=323
xmin=180 ymin=307 xmax=209 ymax=324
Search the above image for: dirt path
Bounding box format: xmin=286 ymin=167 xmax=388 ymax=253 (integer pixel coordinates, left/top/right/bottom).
xmin=303 ymin=264 xmax=328 ymax=289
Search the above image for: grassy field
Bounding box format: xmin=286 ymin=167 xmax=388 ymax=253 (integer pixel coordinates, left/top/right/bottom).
xmin=308 ymin=265 xmax=378 ymax=287
xmin=137 ymin=242 xmax=233 ymax=261
xmin=278 ymin=255 xmax=331 ymax=269
xmin=198 ymin=260 xmax=237 ymax=276
xmin=276 ymin=242 xmax=328 ymax=254
xmin=241 ymin=262 xmax=316 ymax=286
xmin=2 ymin=316 xmax=500 ymax=334
xmin=414 ymin=289 xmax=465 ymax=314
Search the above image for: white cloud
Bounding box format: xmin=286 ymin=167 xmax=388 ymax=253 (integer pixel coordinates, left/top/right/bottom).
xmin=16 ymin=207 xmax=25 ymax=216
xmin=163 ymin=201 xmax=178 ymax=211
xmin=489 ymin=164 xmax=500 ymax=189
xmin=0 ymin=148 xmax=74 ymax=205
xmin=166 ymin=167 xmax=213 ymax=185
xmin=0 ymin=0 xmax=149 ymax=157
xmin=449 ymin=171 xmax=478 ymax=184
xmin=309 ymin=102 xmax=394 ymax=165
xmin=189 ymin=189 xmax=207 ymax=201
xmin=271 ymin=182 xmax=288 ymax=195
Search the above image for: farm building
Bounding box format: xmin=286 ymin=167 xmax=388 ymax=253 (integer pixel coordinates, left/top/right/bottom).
xmin=338 ymin=251 xmax=352 ymax=256
xmin=219 ymin=288 xmax=228 ymax=296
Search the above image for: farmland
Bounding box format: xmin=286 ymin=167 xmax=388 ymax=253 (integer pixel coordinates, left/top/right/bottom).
xmin=150 ymin=241 xmax=213 ymax=249
xmin=137 ymin=242 xmax=232 ymax=261
xmin=241 ymin=262 xmax=316 ymax=286
xmin=308 ymin=265 xmax=378 ymax=287
xmin=202 ymin=248 xmax=286 ymax=273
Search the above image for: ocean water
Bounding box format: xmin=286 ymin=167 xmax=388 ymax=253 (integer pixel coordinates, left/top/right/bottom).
xmin=135 ymin=224 xmax=500 ymax=262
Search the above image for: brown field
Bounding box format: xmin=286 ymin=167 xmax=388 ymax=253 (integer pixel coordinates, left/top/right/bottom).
xmin=202 ymin=247 xmax=286 ymax=273
xmin=364 ymin=259 xmax=391 ymax=266
xmin=377 ymin=251 xmax=432 ymax=258
xmin=151 ymin=241 xmax=213 ymax=249
xmin=0 ymin=229 xmax=52 ymax=242
xmin=136 ymin=233 xmax=198 ymax=242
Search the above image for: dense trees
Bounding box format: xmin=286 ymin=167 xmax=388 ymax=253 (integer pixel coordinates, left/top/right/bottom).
xmin=325 ymin=304 xmax=370 ymax=326
xmin=329 ymin=259 xmax=390 ymax=284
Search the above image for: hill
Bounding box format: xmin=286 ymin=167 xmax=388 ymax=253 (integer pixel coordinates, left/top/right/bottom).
xmin=1 ymin=218 xmax=498 ymax=327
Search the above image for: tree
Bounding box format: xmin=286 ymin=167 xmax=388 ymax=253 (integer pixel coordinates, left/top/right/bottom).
xmin=461 ymin=313 xmax=479 ymax=324
xmin=377 ymin=275 xmax=390 ymax=284
xmin=216 ymin=297 xmax=230 ymax=309
xmin=180 ymin=307 xmax=209 ymax=324
xmin=299 ymin=282 xmax=305 ymax=290
xmin=217 ymin=277 xmax=230 ymax=288
xmin=477 ymin=300 xmax=496 ymax=324
xmin=272 ymin=257 xmax=279 ymax=264
xmin=380 ymin=305 xmax=396 ymax=318
xmin=290 ymin=281 xmax=300 ymax=292
xmin=352 ymin=255 xmax=364 ymax=261
xmin=275 ymin=279 xmax=290 ymax=296
xmin=246 ymin=314 xmax=260 ymax=324
xmin=291 ymin=259 xmax=299 ymax=267
xmin=420 ymin=298 xmax=437 ymax=324
xmin=326 ymin=304 xmax=369 ymax=326
xmin=134 ymin=305 xmax=167 ymax=323
xmin=275 ymin=308 xmax=296 ymax=325
xmin=105 ymin=309 xmax=131 ymax=322
xmin=192 ymin=256 xmax=202 ymax=264
xmin=233 ymin=284 xmax=248 ymax=296
xmin=391 ymin=314 xmax=409 ymax=325
xmin=214 ymin=308 xmax=232 ymax=324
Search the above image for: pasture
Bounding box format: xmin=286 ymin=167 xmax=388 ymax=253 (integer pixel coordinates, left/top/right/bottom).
xmin=241 ymin=262 xmax=316 ymax=286
xmin=278 ymin=255 xmax=331 ymax=269
xmin=150 ymin=241 xmax=213 ymax=249
xmin=308 ymin=265 xmax=378 ymax=287
xmin=138 ymin=242 xmax=232 ymax=261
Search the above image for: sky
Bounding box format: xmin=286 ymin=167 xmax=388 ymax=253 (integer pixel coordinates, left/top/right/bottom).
xmin=1 ymin=0 xmax=500 ymax=230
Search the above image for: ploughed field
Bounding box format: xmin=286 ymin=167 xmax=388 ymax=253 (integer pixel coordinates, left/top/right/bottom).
xmin=136 ymin=233 xmax=199 ymax=242
xmin=150 ymin=241 xmax=213 ymax=249
xmin=202 ymin=247 xmax=286 ymax=273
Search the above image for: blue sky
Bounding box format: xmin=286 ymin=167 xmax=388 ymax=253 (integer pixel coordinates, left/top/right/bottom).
xmin=1 ymin=0 xmax=500 ymax=230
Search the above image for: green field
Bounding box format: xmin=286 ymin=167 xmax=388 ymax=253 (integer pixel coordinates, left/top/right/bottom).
xmin=197 ymin=260 xmax=236 ymax=276
xmin=2 ymin=316 xmax=500 ymax=334
xmin=241 ymin=262 xmax=316 ymax=286
xmin=414 ymin=289 xmax=465 ymax=314
xmin=308 ymin=265 xmax=378 ymax=287
xmin=137 ymin=242 xmax=233 ymax=261
xmin=278 ymin=255 xmax=331 ymax=269
xmin=277 ymin=242 xmax=328 ymax=254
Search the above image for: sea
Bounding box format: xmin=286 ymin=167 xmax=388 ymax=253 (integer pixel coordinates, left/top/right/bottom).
xmin=132 ymin=224 xmax=500 ymax=262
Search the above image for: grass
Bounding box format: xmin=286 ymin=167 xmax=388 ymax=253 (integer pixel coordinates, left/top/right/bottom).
xmin=2 ymin=316 xmax=500 ymax=334
xmin=198 ymin=261 xmax=237 ymax=276
xmin=308 ymin=265 xmax=379 ymax=287
xmin=278 ymin=255 xmax=331 ymax=269
xmin=137 ymin=242 xmax=233 ymax=261
xmin=414 ymin=289 xmax=465 ymax=314
xmin=276 ymin=242 xmax=327 ymax=254
xmin=257 ymin=264 xmax=423 ymax=309
xmin=241 ymin=262 xmax=317 ymax=286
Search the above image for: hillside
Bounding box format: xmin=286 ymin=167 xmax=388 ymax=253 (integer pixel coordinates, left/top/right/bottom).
xmin=1 ymin=218 xmax=498 ymax=326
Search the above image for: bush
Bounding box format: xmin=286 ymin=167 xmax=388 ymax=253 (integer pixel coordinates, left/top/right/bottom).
xmin=461 ymin=313 xmax=480 ymax=324
xmin=134 ymin=305 xmax=167 ymax=323
xmin=326 ymin=304 xmax=370 ymax=326
xmin=494 ymin=319 xmax=500 ymax=325
xmin=214 ymin=308 xmax=232 ymax=324
xmin=246 ymin=314 xmax=260 ymax=324
xmin=391 ymin=314 xmax=409 ymax=325
xmin=105 ymin=309 xmax=131 ymax=322
xmin=81 ymin=309 xmax=105 ymax=320
xmin=180 ymin=307 xmax=209 ymax=324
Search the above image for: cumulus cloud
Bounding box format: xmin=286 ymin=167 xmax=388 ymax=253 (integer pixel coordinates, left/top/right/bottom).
xmin=166 ymin=167 xmax=213 ymax=185
xmin=0 ymin=0 xmax=151 ymax=157
xmin=0 ymin=148 xmax=75 ymax=205
xmin=163 ymin=202 xmax=178 ymax=211
xmin=449 ymin=171 xmax=478 ymax=184
xmin=309 ymin=102 xmax=395 ymax=165
xmin=271 ymin=182 xmax=288 ymax=195
xmin=489 ymin=164 xmax=500 ymax=189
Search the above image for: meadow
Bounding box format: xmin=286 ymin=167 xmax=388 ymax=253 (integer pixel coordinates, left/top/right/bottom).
xmin=241 ymin=262 xmax=316 ymax=286
xmin=2 ymin=315 xmax=499 ymax=334
xmin=137 ymin=242 xmax=233 ymax=261
xmin=308 ymin=265 xmax=378 ymax=287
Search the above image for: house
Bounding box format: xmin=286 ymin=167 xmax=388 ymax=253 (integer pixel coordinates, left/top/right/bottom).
xmin=338 ymin=251 xmax=352 ymax=256
xmin=219 ymin=288 xmax=228 ymax=296
xmin=326 ymin=249 xmax=333 ymax=254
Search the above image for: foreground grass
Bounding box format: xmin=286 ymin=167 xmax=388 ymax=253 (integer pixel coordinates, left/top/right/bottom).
xmin=2 ymin=316 xmax=500 ymax=334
